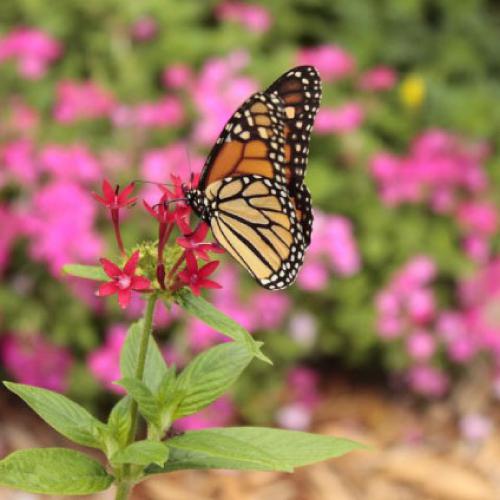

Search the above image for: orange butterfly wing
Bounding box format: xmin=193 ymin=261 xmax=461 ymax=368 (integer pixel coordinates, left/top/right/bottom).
xmin=198 ymin=92 xmax=287 ymax=190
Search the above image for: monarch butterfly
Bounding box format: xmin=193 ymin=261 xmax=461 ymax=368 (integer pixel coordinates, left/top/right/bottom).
xmin=183 ymin=66 xmax=321 ymax=290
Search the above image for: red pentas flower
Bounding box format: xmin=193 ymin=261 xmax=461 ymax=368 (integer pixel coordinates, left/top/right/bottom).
xmin=177 ymin=223 xmax=225 ymax=261
xmin=92 ymin=179 xmax=137 ymax=256
xmin=92 ymin=179 xmax=137 ymax=209
xmin=96 ymin=251 xmax=150 ymax=308
xmin=178 ymin=251 xmax=222 ymax=296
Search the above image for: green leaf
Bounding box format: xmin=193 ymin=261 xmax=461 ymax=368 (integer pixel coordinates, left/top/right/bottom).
xmin=0 ymin=448 xmax=113 ymax=494
xmin=157 ymin=366 xmax=177 ymax=406
xmin=174 ymin=342 xmax=253 ymax=419
xmin=107 ymin=396 xmax=133 ymax=449
xmin=117 ymin=377 xmax=160 ymax=427
xmin=4 ymin=382 xmax=106 ymax=449
xmin=62 ymin=264 xmax=108 ymax=281
xmin=151 ymin=427 xmax=364 ymax=473
xmin=175 ymin=290 xmax=271 ymax=364
xmin=120 ymin=320 xmax=167 ymax=391
xmin=112 ymin=440 xmax=169 ymax=467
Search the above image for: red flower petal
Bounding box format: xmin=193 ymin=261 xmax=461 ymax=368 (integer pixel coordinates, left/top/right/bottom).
xmin=123 ymin=251 xmax=140 ymax=275
xmin=118 ymin=289 xmax=131 ymax=309
xmin=190 ymin=283 xmax=201 ymax=296
xmin=192 ymin=223 xmax=209 ymax=242
xmin=131 ymin=275 xmax=151 ymax=290
xmin=118 ymin=182 xmax=136 ymax=203
xmin=178 ymin=269 xmax=190 ymax=284
xmin=92 ymin=192 xmax=108 ymax=205
xmin=102 ymin=179 xmax=115 ymax=201
xmin=184 ymin=251 xmax=198 ymax=274
xmin=199 ymin=279 xmax=223 ymax=290
xmin=97 ymin=282 xmax=118 ymax=296
xmin=198 ymin=260 xmax=219 ymax=278
xmin=100 ymin=258 xmax=122 ymax=278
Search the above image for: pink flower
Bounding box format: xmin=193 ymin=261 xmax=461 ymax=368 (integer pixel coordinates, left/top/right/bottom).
xmin=287 ymin=367 xmax=320 ymax=407
xmin=358 ymin=66 xmax=397 ymax=91
xmin=54 ymin=80 xmax=115 ymax=123
xmin=87 ymin=324 xmax=127 ymax=393
xmin=175 ymin=396 xmax=235 ymax=430
xmin=306 ymin=212 xmax=361 ymax=280
xmin=7 ymin=99 xmax=39 ymax=133
xmin=39 ymin=144 xmax=102 ymax=183
xmin=216 ymin=2 xmax=272 ymax=33
xmin=297 ymin=44 xmax=355 ymax=82
xmin=276 ymin=403 xmax=312 ymax=430
xmin=191 ymin=52 xmax=257 ymax=146
xmin=162 ymin=64 xmax=193 ymax=89
xmin=130 ymin=16 xmax=158 ymax=42
xmin=459 ymin=413 xmax=492 ymax=443
xmin=370 ymin=129 xmax=490 ymax=211
xmin=315 ymin=103 xmax=364 ymax=134
xmin=250 ymin=291 xmax=290 ymax=330
xmin=377 ymin=316 xmax=403 ymax=340
xmin=408 ymin=365 xmax=449 ymax=397
xmin=297 ymin=261 xmax=329 ymax=291
xmin=186 ymin=318 xmax=227 ymax=351
xmin=456 ymin=201 xmax=498 ymax=235
xmin=1 ymin=334 xmax=73 ymax=391
xmin=459 ymin=259 xmax=500 ymax=357
xmin=462 ymin=234 xmax=490 ymax=263
xmin=133 ymin=97 xmax=184 ymax=128
xmin=288 ymin=312 xmax=317 ymax=347
xmin=141 ymin=143 xmax=204 ymax=193
xmin=1 ymin=139 xmax=38 ymax=185
xmin=406 ymin=289 xmax=436 ymax=324
xmin=0 ymin=28 xmax=61 ymax=79
xmin=406 ymin=330 xmax=436 ymax=361
xmin=22 ymin=181 xmax=103 ymax=275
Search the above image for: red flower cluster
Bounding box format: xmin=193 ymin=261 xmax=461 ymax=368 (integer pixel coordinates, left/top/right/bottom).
xmin=92 ymin=176 xmax=223 ymax=308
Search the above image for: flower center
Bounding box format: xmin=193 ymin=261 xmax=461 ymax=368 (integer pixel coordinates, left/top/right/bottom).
xmin=117 ymin=274 xmax=131 ymax=289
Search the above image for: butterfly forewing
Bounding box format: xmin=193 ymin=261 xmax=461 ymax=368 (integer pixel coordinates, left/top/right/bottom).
xmin=266 ymin=66 xmax=321 ymax=193
xmin=198 ymin=92 xmax=287 ymax=190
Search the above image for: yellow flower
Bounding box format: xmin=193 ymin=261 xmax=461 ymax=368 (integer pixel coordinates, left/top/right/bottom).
xmin=400 ymin=74 xmax=425 ymax=109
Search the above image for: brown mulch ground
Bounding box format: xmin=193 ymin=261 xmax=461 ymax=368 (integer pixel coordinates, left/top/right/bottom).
xmin=1 ymin=377 xmax=499 ymax=500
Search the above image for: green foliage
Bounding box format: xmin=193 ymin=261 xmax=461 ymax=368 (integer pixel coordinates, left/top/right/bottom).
xmin=0 ymin=448 xmax=113 ymax=495
xmin=2 ymin=291 xmax=363 ymax=498
xmin=112 ymin=440 xmax=169 ymax=467
xmin=151 ymin=427 xmax=364 ymax=473
xmin=62 ymin=264 xmax=108 ymax=281
xmin=174 ymin=342 xmax=253 ymax=418
xmin=3 ymin=382 xmax=106 ymax=449
xmin=175 ymin=291 xmax=272 ymax=364
xmin=120 ymin=319 xmax=167 ymax=392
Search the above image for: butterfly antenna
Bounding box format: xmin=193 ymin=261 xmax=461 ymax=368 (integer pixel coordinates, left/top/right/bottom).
xmin=131 ymin=179 xmax=175 ymax=188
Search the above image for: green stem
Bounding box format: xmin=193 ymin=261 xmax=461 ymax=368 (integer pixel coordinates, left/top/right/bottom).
xmin=115 ymin=293 xmax=157 ymax=500
xmin=115 ymin=481 xmax=131 ymax=500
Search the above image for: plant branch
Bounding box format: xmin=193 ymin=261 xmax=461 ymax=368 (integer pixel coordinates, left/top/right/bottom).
xmin=115 ymin=293 xmax=157 ymax=500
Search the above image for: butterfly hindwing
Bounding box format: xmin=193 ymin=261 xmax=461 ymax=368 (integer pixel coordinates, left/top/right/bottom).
xmin=205 ymin=175 xmax=306 ymax=290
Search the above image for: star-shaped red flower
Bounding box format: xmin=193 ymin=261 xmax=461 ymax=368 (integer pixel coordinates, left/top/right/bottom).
xmin=96 ymin=251 xmax=150 ymax=309
xmin=177 ymin=223 xmax=225 ymax=261
xmin=178 ymin=251 xmax=222 ymax=296
xmin=92 ymin=179 xmax=137 ymax=209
